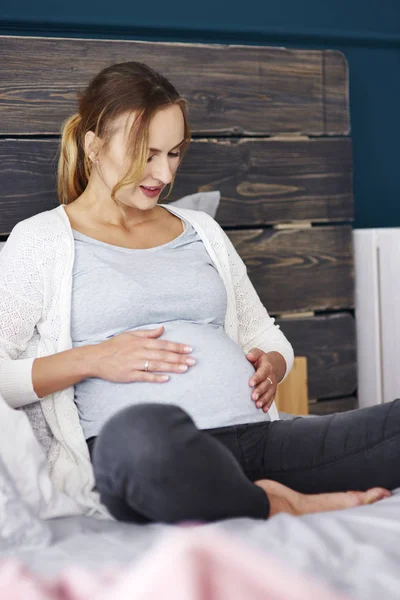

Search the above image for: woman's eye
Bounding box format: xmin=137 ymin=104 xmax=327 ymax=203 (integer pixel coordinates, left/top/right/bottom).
xmin=147 ymin=152 xmax=180 ymax=163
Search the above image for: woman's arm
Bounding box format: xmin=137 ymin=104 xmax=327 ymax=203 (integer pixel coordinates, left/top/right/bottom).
xmin=220 ymin=228 xmax=294 ymax=381
xmin=0 ymin=222 xmax=45 ymax=407
xmin=0 ymin=221 xmax=97 ymax=406
xmin=31 ymin=326 xmax=193 ymax=400
xmin=31 ymin=347 xmax=93 ymax=401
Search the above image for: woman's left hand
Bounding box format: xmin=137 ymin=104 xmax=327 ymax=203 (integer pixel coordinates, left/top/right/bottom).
xmin=246 ymin=348 xmax=278 ymax=413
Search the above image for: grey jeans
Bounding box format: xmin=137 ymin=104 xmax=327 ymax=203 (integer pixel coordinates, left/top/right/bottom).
xmin=87 ymin=399 xmax=400 ymax=523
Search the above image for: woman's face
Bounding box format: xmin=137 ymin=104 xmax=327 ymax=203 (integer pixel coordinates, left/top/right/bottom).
xmin=91 ymin=104 xmax=186 ymax=210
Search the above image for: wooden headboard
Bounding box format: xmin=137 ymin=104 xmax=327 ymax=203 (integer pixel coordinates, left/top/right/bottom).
xmin=0 ymin=35 xmax=356 ymax=414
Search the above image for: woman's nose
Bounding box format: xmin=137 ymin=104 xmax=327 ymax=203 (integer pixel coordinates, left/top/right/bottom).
xmin=152 ymin=157 xmax=173 ymax=185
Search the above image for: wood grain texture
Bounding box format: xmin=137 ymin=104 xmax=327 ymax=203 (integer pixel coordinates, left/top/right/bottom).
xmin=309 ymin=396 xmax=358 ymax=415
xmin=275 ymin=356 xmax=309 ymax=415
xmin=0 ymin=140 xmax=59 ymax=233
xmin=323 ymin=50 xmax=350 ymax=135
xmin=276 ymin=313 xmax=357 ymax=400
xmin=0 ymin=136 xmax=354 ymax=314
xmin=0 ymin=35 xmax=349 ymax=136
xmin=0 ymin=137 xmax=353 ymax=233
xmin=228 ymin=226 xmax=354 ymax=313
xmin=169 ymin=137 xmax=354 ymax=225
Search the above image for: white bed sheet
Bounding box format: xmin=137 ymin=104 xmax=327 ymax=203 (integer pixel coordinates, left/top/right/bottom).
xmin=9 ymin=488 xmax=400 ymax=600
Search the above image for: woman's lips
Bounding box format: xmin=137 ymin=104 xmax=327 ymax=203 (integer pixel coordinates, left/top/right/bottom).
xmin=140 ymin=186 xmax=162 ymax=198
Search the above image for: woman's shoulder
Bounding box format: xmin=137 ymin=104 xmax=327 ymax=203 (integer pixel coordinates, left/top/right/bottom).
xmin=13 ymin=205 xmax=64 ymax=231
xmin=9 ymin=206 xmax=67 ymax=242
xmin=4 ymin=206 xmax=69 ymax=263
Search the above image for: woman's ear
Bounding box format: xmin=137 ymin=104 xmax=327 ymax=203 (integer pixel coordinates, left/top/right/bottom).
xmin=84 ymin=130 xmax=101 ymax=163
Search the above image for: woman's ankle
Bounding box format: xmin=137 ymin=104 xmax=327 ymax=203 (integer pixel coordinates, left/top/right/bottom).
xmin=254 ymin=480 xmax=299 ymax=517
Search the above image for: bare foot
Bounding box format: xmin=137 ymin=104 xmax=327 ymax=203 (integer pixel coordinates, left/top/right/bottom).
xmin=255 ymin=479 xmax=392 ymax=518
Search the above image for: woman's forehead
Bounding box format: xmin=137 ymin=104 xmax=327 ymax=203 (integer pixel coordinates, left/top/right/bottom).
xmin=109 ymin=107 xmax=184 ymax=147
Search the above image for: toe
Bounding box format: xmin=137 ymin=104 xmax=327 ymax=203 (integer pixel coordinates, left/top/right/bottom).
xmin=363 ymin=487 xmax=391 ymax=505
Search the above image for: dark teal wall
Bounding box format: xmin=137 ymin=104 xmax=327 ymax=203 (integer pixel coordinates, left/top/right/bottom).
xmin=1 ymin=0 xmax=399 ymax=228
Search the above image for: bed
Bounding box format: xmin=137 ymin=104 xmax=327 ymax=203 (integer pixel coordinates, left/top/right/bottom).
xmin=1 ymin=34 xmax=397 ymax=599
xmin=9 ymin=494 xmax=400 ymax=598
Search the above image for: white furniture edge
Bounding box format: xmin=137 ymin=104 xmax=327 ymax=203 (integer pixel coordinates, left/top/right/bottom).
xmin=353 ymin=229 xmax=382 ymax=408
xmin=354 ymin=228 xmax=400 ymax=407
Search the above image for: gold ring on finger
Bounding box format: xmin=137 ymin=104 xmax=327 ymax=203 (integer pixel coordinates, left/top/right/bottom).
xmin=267 ymin=376 xmax=273 ymax=385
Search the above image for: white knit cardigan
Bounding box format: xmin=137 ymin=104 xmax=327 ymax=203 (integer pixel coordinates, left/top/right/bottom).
xmin=0 ymin=204 xmax=294 ymax=518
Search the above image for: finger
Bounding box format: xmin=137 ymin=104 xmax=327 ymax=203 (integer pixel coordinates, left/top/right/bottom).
xmin=138 ymin=350 xmax=196 ymax=367
xmin=130 ymin=326 xmax=164 ymax=338
xmin=249 ymin=367 xmax=269 ymax=388
xmin=257 ymin=393 xmax=275 ymax=413
xmin=257 ymin=389 xmax=276 ymax=412
xmin=144 ymin=338 xmax=193 ymax=354
xmin=246 ymin=348 xmax=263 ymax=361
xmin=137 ymin=357 xmax=195 ymax=374
xmin=251 ymin=379 xmax=271 ymax=402
xmin=130 ymin=370 xmax=170 ymax=383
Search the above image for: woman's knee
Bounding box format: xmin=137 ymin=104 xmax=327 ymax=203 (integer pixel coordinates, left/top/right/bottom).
xmin=362 ymin=398 xmax=400 ymax=439
xmin=92 ymin=403 xmax=196 ymax=478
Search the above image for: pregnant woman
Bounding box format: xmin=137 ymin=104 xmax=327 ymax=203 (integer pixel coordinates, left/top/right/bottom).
xmin=1 ymin=62 xmax=399 ymax=523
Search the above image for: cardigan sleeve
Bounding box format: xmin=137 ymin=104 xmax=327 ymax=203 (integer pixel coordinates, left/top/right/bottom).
xmin=0 ymin=222 xmax=43 ymax=407
xmin=222 ymin=228 xmax=294 ymax=381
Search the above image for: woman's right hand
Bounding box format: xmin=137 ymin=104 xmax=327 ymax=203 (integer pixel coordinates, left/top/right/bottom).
xmin=88 ymin=325 xmax=195 ymax=383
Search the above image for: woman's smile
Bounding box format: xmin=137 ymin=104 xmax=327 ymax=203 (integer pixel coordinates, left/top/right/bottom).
xmin=140 ymin=185 xmax=163 ymax=198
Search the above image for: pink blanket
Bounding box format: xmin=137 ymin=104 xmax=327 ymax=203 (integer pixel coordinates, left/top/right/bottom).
xmin=0 ymin=528 xmax=348 ymax=600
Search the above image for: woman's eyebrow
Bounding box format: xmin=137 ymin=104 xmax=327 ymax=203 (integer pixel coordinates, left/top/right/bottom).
xmin=149 ymin=138 xmax=186 ymax=153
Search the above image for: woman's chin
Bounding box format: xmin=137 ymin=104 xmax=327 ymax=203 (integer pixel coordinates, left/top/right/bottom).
xmin=119 ymin=194 xmax=159 ymax=211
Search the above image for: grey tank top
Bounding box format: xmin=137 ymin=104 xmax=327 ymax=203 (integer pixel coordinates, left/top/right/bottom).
xmin=71 ymin=219 xmax=270 ymax=438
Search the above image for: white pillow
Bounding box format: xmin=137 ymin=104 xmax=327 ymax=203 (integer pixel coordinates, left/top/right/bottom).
xmin=0 ymin=452 xmax=52 ymax=551
xmin=168 ymin=190 xmax=220 ymax=218
xmin=0 ymin=392 xmax=81 ymax=521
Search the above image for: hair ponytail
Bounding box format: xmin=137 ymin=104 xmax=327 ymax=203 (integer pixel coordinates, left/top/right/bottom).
xmin=57 ymin=113 xmax=90 ymax=205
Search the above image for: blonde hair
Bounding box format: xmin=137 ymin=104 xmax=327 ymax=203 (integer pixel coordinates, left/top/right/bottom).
xmin=58 ymin=62 xmax=191 ymax=205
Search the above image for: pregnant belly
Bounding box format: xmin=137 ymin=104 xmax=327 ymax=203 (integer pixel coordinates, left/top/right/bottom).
xmin=75 ymin=321 xmax=269 ymax=435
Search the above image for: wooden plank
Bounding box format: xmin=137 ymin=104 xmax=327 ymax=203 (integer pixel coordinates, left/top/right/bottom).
xmin=170 ymin=137 xmax=354 ymax=225
xmin=0 ymin=137 xmax=353 ymax=233
xmin=0 ymin=36 xmax=349 ymax=136
xmin=275 ymin=357 xmax=309 ymax=415
xmin=0 ymin=140 xmax=59 ymax=233
xmin=276 ymin=313 xmax=357 ymax=400
xmin=228 ymin=226 xmax=354 ymax=313
xmin=323 ymin=50 xmax=350 ymax=135
xmin=309 ymin=396 xmax=358 ymax=415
